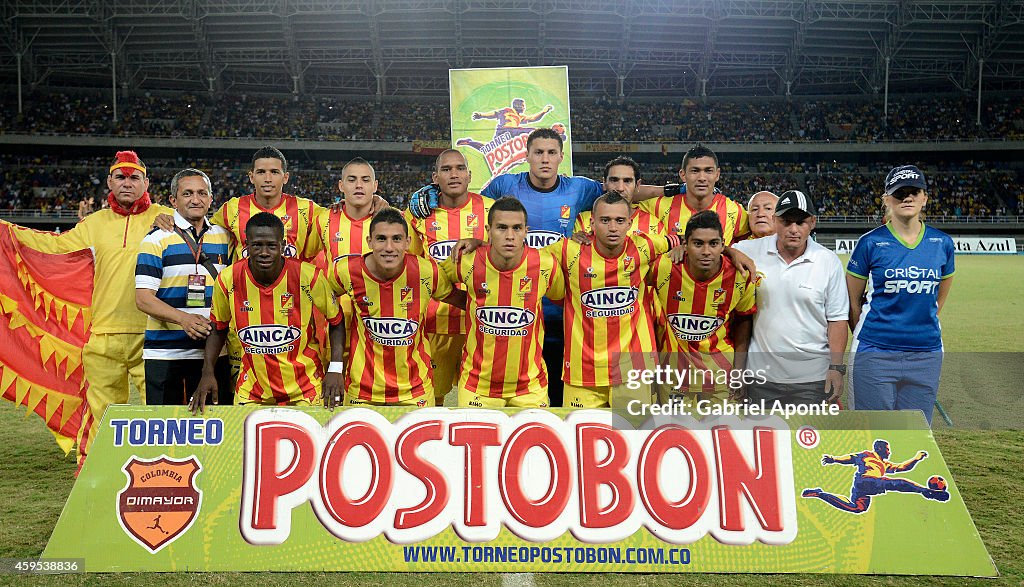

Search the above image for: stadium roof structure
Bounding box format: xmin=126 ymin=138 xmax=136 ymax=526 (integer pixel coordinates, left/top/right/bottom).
xmin=2 ymin=0 xmax=1024 ymax=98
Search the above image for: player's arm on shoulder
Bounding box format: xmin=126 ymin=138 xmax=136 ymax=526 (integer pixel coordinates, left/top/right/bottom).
xmin=723 ymin=245 xmax=756 ymax=282
xmin=210 ymin=201 xmax=229 ymax=228
xmin=633 ymin=182 xmax=677 ymax=203
xmin=647 ymin=233 xmax=681 ymax=256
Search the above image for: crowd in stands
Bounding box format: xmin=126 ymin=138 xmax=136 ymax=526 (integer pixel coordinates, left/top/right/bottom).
xmin=2 ymin=153 xmax=1019 ymax=220
xmin=3 ymin=90 xmax=1023 ymax=143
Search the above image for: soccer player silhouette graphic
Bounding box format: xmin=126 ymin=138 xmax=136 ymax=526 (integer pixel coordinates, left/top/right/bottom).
xmin=147 ymin=515 xmax=170 ymax=535
xmin=456 ymin=98 xmax=559 ymax=151
xmin=802 ymin=439 xmax=950 ymax=514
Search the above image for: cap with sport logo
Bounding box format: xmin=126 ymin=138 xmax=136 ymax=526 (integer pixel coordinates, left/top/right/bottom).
xmin=774 ymin=189 xmax=816 ymax=218
xmin=884 ymin=165 xmax=927 ymax=195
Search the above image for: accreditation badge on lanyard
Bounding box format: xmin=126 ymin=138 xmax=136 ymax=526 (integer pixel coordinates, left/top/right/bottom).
xmin=186 ymin=274 xmax=207 ymax=307
xmin=179 ymin=226 xmax=209 ymax=308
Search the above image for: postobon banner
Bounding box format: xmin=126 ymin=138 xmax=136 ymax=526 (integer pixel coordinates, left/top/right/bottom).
xmin=449 ymin=66 xmax=572 ymax=192
xmin=43 ymin=406 xmax=995 ymax=575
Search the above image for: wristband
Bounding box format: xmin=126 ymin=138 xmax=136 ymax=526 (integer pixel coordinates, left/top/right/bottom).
xmin=327 ymin=361 xmax=344 ymax=374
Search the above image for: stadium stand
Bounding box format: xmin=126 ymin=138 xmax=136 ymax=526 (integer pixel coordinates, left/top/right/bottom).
xmin=3 ymin=90 xmax=1023 ymax=143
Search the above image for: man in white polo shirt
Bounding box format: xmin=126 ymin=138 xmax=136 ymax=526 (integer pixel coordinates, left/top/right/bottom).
xmin=733 ymin=190 xmax=849 ymax=405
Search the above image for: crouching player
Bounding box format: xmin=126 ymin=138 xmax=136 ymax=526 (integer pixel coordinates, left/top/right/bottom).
xmin=557 ymin=192 xmax=680 ymax=408
xmin=648 ymin=211 xmax=755 ymax=404
xmin=190 ymin=212 xmax=344 ymax=412
xmin=327 ymin=209 xmax=463 ymax=408
xmin=442 ymin=197 xmax=565 ymax=408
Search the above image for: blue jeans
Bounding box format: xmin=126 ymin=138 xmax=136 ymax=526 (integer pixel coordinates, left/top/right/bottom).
xmin=852 ymin=340 xmax=942 ymax=426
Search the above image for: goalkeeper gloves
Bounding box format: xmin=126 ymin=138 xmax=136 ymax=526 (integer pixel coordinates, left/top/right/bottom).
xmin=408 ymin=184 xmax=440 ymax=219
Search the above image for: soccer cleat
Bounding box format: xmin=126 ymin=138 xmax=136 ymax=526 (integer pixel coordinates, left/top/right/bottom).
xmin=924 ymin=489 xmax=950 ymax=502
xmin=801 ymin=488 xmax=822 ymax=498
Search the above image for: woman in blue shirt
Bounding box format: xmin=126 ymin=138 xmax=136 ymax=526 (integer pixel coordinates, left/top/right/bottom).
xmin=846 ymin=165 xmax=956 ymax=425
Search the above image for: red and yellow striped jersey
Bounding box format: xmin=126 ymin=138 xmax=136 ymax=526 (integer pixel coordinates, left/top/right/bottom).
xmin=210 ymin=258 xmax=342 ymax=404
xmin=315 ymin=204 xmax=372 ymax=263
xmin=648 ymin=255 xmax=756 ymax=393
xmin=640 ymin=193 xmax=750 ymax=243
xmin=573 ymin=206 xmax=664 ymax=236
xmin=405 ymin=192 xmax=493 ymax=335
xmin=315 ymin=204 xmax=376 ymax=332
xmin=329 ymin=254 xmax=453 ymax=404
xmin=551 ymin=234 xmax=677 ymax=387
xmin=441 ymin=246 xmax=564 ymax=399
xmin=211 ymin=194 xmax=324 ymax=262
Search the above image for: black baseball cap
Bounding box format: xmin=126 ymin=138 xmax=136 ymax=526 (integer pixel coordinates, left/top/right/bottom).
xmin=884 ymin=165 xmax=927 ymax=195
xmin=774 ymin=190 xmax=816 ymax=218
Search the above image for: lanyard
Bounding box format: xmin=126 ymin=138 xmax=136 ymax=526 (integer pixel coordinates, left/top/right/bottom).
xmin=175 ymin=225 xmax=208 ymax=272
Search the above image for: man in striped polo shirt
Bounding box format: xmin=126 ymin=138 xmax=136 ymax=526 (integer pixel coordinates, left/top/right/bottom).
xmin=135 ymin=169 xmax=233 ymax=406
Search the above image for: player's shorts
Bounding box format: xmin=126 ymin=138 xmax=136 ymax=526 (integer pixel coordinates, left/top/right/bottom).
xmin=427 ymin=332 xmax=466 ymax=404
xmin=345 ymin=393 xmax=435 ymax=408
xmin=563 ymin=382 xmax=654 ymax=409
xmin=236 ymin=395 xmax=315 ymax=407
xmin=458 ymin=387 xmax=549 ymax=408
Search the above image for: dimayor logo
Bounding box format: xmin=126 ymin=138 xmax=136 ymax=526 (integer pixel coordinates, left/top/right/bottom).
xmin=476 ymin=305 xmax=535 ymax=337
xmin=117 ymin=456 xmax=202 ymax=553
xmin=668 ymin=313 xmax=724 ymax=341
xmin=525 ymin=230 xmax=563 ymax=249
xmin=363 ymin=317 xmax=418 ymax=346
xmin=581 ymin=286 xmax=638 ymax=318
xmin=239 ymin=324 xmax=301 ymax=355
xmin=456 ymin=97 xmax=567 ymax=187
xmin=427 ymin=239 xmax=458 ymax=261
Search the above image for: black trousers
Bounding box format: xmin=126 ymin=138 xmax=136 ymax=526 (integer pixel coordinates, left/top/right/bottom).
xmin=746 ymin=380 xmax=828 ymax=406
xmin=145 ymin=356 xmax=234 ymax=406
xmin=542 ymin=319 xmax=564 ymax=408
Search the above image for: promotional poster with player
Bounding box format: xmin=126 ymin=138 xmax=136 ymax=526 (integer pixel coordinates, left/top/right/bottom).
xmin=43 ymin=406 xmax=995 ymax=575
xmin=449 ymin=66 xmax=573 ymax=192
